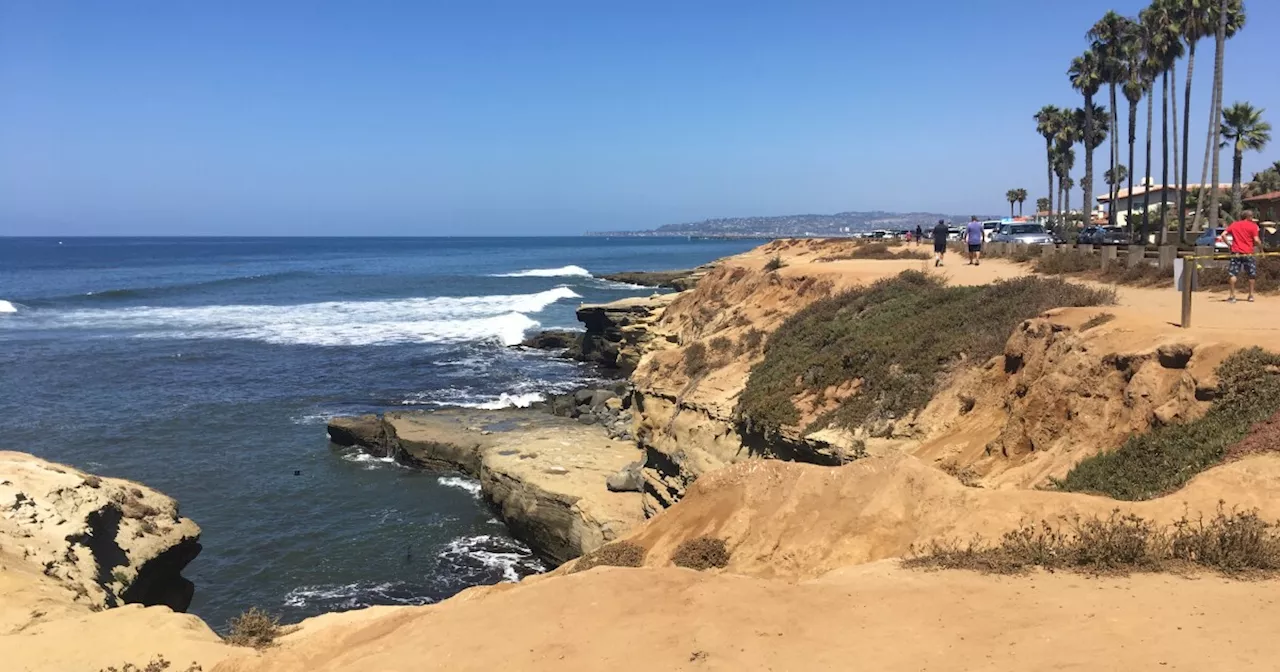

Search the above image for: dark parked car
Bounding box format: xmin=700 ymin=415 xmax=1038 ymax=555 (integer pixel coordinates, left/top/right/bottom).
xmin=1080 ymin=226 xmax=1131 ymax=245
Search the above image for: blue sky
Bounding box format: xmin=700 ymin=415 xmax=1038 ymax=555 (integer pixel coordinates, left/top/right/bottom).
xmin=1 ymin=1 xmax=1276 ymax=235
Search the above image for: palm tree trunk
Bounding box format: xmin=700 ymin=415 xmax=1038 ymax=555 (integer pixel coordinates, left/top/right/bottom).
xmin=1009 ymin=201 xmax=1015 ymax=218
xmin=1045 ymin=139 xmax=1055 ymax=226
xmin=1141 ymin=91 xmax=1154 ymax=245
xmin=1127 ymin=97 xmax=1138 ymax=234
xmin=1083 ymin=92 xmax=1095 ymax=226
xmin=1179 ymin=42 xmax=1197 ymax=239
xmin=1110 ymin=83 xmax=1120 ymax=227
xmin=1160 ymin=70 xmax=1170 ymax=245
xmin=1231 ymin=148 xmax=1243 ymax=218
xmin=1207 ymin=0 xmax=1227 ymax=233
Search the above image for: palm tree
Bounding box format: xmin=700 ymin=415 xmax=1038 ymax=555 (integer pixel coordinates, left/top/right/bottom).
xmin=1171 ymin=0 xmax=1215 ymax=237
xmin=1054 ymin=143 xmax=1077 ymax=231
xmin=1089 ymin=12 xmax=1137 ymax=227
xmin=1248 ymin=162 xmax=1280 ymax=196
xmin=1036 ymin=197 xmax=1052 ymax=215
xmin=1035 ymin=106 xmax=1067 ymax=224
xmin=1142 ymin=0 xmax=1185 ymax=243
xmin=1105 ymin=164 xmax=1129 ymax=190
xmin=1006 ymin=189 xmax=1019 ymax=217
xmin=1069 ymin=51 xmax=1104 ymax=226
xmin=1194 ymin=0 xmax=1245 ymax=234
xmin=1219 ymin=103 xmax=1269 ymax=218
xmin=1015 ymin=188 xmax=1029 ymax=216
xmin=1072 ymin=103 xmax=1109 ymax=222
xmin=1120 ymin=20 xmax=1147 ymax=234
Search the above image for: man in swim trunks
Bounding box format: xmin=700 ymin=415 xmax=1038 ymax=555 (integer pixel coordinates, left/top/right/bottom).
xmin=1218 ymin=210 xmax=1263 ymax=303
xmin=932 ymin=219 xmax=950 ymax=267
xmin=965 ymin=216 xmax=984 ymax=266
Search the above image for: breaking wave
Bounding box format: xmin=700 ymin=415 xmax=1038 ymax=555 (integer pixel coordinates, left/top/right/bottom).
xmin=282 ymin=581 xmax=434 ymax=612
xmin=493 ymin=265 xmax=592 ymax=278
xmin=437 ymin=476 xmax=483 ymax=497
xmin=10 ymin=287 xmax=581 ymax=347
xmin=438 ymin=534 xmax=545 ymax=583
xmin=0 ymin=300 xmax=17 ymax=314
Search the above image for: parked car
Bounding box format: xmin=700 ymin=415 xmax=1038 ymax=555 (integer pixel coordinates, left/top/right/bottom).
xmin=1081 ymin=226 xmax=1132 ymax=245
xmin=1194 ymin=228 xmax=1229 ymax=251
xmin=1077 ymin=226 xmax=1104 ymax=244
xmin=990 ymin=223 xmax=1055 ymax=245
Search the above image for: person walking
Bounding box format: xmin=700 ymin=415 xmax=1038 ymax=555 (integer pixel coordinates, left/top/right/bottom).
xmin=1218 ymin=210 xmax=1263 ymax=304
xmin=915 ymin=224 xmax=924 ymax=247
xmin=965 ymin=216 xmax=984 ymax=266
xmin=931 ymin=219 xmax=949 ymax=267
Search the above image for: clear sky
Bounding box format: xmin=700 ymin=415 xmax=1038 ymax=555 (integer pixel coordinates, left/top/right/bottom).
xmin=2 ymin=0 xmax=1276 ymax=236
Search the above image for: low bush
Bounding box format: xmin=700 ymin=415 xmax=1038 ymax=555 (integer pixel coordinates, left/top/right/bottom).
xmin=683 ymin=342 xmax=709 ymax=377
xmin=1099 ymin=261 xmax=1171 ymax=286
xmin=739 ymin=328 xmax=766 ymax=355
xmin=708 ymin=336 xmax=733 ymax=353
xmin=763 ymin=255 xmax=785 ymax=272
xmin=671 ymin=537 xmax=730 ymax=570
xmin=1197 ymin=256 xmax=1280 ymax=293
xmin=1035 ymin=250 xmax=1096 ymax=275
xmin=738 ymin=272 xmax=1115 ymax=435
xmin=225 ymin=607 xmax=286 ymax=649
xmin=99 ymin=658 xmax=201 ymax=672
xmin=572 ymin=541 xmax=646 ymax=573
xmin=905 ymin=505 xmax=1280 ymax=576
xmin=1080 ymin=312 xmax=1116 ymax=331
xmin=817 ymin=241 xmax=930 ymax=262
xmin=1056 ymin=348 xmax=1280 ymax=500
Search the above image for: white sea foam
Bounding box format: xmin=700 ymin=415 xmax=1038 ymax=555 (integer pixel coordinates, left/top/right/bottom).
xmin=283 ymin=582 xmax=432 ymax=610
xmin=0 ymin=300 xmax=17 ymax=314
xmin=24 ymin=287 xmax=580 ymax=346
xmin=596 ymin=279 xmax=650 ymax=290
xmin=494 ymin=265 xmax=592 ymax=278
xmin=339 ymin=448 xmax=401 ymax=470
xmin=437 ymin=476 xmax=483 ymax=497
xmin=438 ymin=534 xmax=542 ymax=583
xmin=447 ymin=391 xmax=545 ymax=409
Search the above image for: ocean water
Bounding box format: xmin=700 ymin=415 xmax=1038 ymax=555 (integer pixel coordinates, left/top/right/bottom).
xmin=0 ymin=236 xmax=759 ymax=627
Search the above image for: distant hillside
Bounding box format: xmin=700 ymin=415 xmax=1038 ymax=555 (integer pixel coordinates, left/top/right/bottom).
xmin=587 ymin=211 xmax=982 ymax=238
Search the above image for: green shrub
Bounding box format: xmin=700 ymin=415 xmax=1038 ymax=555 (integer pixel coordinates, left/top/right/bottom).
xmin=738 ymin=272 xmax=1115 ymax=435
xmin=739 ymin=328 xmax=766 ymax=354
xmin=764 ymin=255 xmax=785 ymax=272
xmin=1198 ymin=256 xmax=1280 ymax=293
xmin=905 ymin=506 xmax=1280 ymax=576
xmin=99 ymin=657 xmax=202 ymax=672
xmin=708 ymin=336 xmax=733 ymax=353
xmin=671 ymin=537 xmax=730 ymax=570
xmin=1099 ymin=260 xmax=1171 ymax=285
xmin=1056 ymin=348 xmax=1280 ymax=500
xmin=572 ymin=541 xmax=646 ymax=573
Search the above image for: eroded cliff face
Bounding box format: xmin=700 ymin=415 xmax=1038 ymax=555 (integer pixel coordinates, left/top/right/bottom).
xmin=0 ymin=451 xmax=202 ymax=615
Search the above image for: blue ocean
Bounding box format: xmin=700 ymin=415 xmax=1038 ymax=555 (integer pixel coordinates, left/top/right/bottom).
xmin=0 ymin=236 xmax=759 ymax=627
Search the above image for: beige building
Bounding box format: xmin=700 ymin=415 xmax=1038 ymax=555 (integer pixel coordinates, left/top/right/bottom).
xmin=1097 ymin=181 xmax=1226 ymax=229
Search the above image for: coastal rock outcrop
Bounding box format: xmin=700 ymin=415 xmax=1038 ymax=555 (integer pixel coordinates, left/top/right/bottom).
xmin=599 ymin=268 xmax=704 ymax=291
xmin=576 ymin=294 xmax=676 ymax=373
xmin=329 ymin=409 xmax=644 ymax=565
xmin=0 ymin=451 xmax=202 ymax=613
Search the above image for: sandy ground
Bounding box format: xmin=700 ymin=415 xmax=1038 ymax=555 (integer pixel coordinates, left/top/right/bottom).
xmin=215 ymin=561 xmax=1280 ymax=672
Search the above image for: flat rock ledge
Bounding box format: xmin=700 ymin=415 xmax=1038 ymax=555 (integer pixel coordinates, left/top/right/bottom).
xmin=328 ymin=409 xmax=644 ymax=567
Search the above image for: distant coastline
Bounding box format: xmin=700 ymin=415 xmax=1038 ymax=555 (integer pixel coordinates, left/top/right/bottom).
xmin=587 ymin=210 xmax=987 ymax=238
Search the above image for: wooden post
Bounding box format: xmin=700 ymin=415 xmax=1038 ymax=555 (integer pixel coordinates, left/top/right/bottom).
xmin=1101 ymin=246 xmax=1117 ymax=271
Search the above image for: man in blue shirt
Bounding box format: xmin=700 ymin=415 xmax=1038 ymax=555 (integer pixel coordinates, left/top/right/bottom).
xmin=965 ymin=216 xmax=984 ymax=266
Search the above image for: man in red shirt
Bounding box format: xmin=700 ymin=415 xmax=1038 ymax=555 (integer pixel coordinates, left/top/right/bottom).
xmin=1217 ymin=210 xmax=1263 ymax=303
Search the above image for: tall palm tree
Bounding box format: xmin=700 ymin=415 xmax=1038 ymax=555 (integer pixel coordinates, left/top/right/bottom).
xmin=1069 ymin=51 xmax=1104 ymax=225
xmin=1220 ymin=103 xmax=1271 ymax=217
xmin=1015 ymin=188 xmax=1028 ymax=216
xmin=1089 ymin=12 xmax=1136 ymax=227
xmin=1006 ymin=189 xmax=1019 ymax=217
xmin=1143 ymin=0 xmax=1185 ymax=243
xmin=1248 ymin=165 xmax=1280 ymax=196
xmin=1072 ymin=103 xmax=1109 ymax=222
xmin=1035 ymin=106 xmax=1067 ymax=224
xmin=1054 ymin=140 xmax=1078 ymax=230
xmin=1120 ymin=19 xmax=1147 ymax=234
xmin=1171 ymin=0 xmax=1215 ymax=236
xmin=1193 ymin=0 xmax=1245 ymax=233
